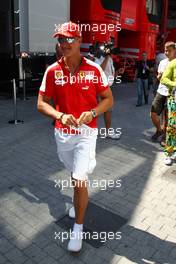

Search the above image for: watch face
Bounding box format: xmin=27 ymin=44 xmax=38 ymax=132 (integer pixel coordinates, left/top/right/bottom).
xmin=92 ymin=110 xmax=96 ymax=117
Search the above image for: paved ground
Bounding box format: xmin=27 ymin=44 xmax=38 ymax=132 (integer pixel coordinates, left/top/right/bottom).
xmin=0 ymin=82 xmax=176 ymax=264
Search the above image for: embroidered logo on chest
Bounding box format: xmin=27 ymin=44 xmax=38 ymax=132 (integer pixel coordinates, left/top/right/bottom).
xmin=55 ymin=70 xmax=64 ymax=79
xmin=79 ymin=71 xmax=94 ymax=80
xmin=54 ymin=70 xmax=66 ymax=85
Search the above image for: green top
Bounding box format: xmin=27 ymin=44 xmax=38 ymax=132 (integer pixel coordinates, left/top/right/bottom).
xmin=161 ymin=58 xmax=176 ymax=89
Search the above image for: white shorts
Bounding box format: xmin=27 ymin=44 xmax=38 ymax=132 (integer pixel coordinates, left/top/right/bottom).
xmin=54 ymin=125 xmax=98 ymax=181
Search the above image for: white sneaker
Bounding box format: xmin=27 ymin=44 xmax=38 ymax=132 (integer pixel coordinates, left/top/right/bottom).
xmin=69 ymin=206 xmax=75 ymax=218
xmin=107 ymin=133 xmax=121 ymax=139
xmin=67 ymin=225 xmax=83 ymax=252
xmin=164 ymin=157 xmax=172 ymax=166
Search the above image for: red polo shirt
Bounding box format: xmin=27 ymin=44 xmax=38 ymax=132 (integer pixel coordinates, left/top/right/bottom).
xmin=39 ymin=57 xmax=109 ymax=132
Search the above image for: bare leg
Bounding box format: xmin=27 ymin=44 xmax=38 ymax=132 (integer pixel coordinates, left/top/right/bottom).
xmin=72 ymin=179 xmax=88 ymax=224
xmin=150 ymin=111 xmax=162 ymax=132
xmin=104 ymin=111 xmax=111 ymax=130
xmin=160 ymin=109 xmax=168 ymax=146
xmin=162 ymin=108 xmax=168 ymax=134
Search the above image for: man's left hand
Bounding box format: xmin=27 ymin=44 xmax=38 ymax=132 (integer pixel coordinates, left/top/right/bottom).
xmin=77 ymin=111 xmax=93 ymax=126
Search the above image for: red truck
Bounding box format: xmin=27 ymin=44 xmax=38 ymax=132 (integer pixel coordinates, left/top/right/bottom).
xmin=118 ymin=0 xmax=163 ymax=80
xmin=166 ymin=0 xmax=176 ymax=43
xmin=71 ymin=0 xmax=121 ymax=55
xmin=71 ymin=0 xmax=165 ymax=80
xmin=1 ymin=0 xmax=174 ymax=91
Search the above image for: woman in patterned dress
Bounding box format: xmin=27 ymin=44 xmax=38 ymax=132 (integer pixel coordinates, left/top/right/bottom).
xmin=161 ymin=58 xmax=176 ymax=165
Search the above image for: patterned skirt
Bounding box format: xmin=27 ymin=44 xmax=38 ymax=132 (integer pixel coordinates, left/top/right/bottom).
xmin=164 ymin=92 xmax=176 ymax=156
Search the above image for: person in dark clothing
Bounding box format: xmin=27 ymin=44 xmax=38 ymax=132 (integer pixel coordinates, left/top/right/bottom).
xmin=134 ymin=52 xmax=154 ymax=106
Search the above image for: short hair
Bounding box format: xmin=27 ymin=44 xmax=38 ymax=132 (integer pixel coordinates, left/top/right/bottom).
xmin=165 ymin=41 xmax=176 ymax=49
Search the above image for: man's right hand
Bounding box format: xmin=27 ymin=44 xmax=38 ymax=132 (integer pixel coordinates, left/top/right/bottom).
xmin=61 ymin=114 xmax=79 ymax=127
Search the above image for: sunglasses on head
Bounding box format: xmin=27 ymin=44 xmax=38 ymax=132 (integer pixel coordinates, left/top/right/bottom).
xmin=57 ymin=37 xmax=76 ymax=44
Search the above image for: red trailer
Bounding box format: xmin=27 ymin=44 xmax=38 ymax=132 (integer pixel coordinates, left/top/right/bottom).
xmin=118 ymin=0 xmax=163 ymax=80
xmin=70 ymin=0 xmax=170 ymax=81
xmin=166 ymin=0 xmax=176 ymax=42
xmin=156 ymin=0 xmax=176 ymax=54
xmin=70 ymin=0 xmax=122 ymax=55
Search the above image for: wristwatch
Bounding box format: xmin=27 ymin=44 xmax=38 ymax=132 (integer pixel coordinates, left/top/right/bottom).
xmin=91 ymin=109 xmax=97 ymax=118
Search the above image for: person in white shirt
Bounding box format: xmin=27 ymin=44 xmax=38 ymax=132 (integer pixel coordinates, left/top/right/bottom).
xmin=95 ymin=50 xmax=121 ymax=139
xmin=155 ymin=52 xmax=167 ymax=68
xmin=150 ymin=41 xmax=176 ymax=142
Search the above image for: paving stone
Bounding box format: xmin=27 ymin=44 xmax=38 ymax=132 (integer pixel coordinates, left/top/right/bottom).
xmin=43 ymin=242 xmax=66 ymax=260
xmin=0 ymin=254 xmax=8 ymax=264
xmin=23 ymin=260 xmax=36 ymax=264
xmin=5 ymin=247 xmax=28 ymax=264
xmin=32 ymin=234 xmax=50 ymax=249
xmin=23 ymin=244 xmax=47 ymax=263
xmin=0 ymin=237 xmax=14 ymax=254
xmin=34 ymin=256 xmax=58 ymax=264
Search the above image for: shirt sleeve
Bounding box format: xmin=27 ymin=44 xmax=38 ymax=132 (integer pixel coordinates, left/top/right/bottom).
xmin=95 ymin=56 xmax=104 ymax=66
xmin=110 ymin=58 xmax=115 ymax=76
xmin=161 ymin=61 xmax=176 ymax=88
xmin=158 ymin=60 xmax=165 ymax=74
xmin=94 ymin=63 xmax=109 ymax=95
xmin=94 ymin=58 xmax=100 ymax=65
xmin=39 ymin=67 xmax=55 ymax=98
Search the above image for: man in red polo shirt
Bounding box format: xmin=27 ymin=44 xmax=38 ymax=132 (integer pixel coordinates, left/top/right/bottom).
xmin=37 ymin=21 xmax=113 ymax=252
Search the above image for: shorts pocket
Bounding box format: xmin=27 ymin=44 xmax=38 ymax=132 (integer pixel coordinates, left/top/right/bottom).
xmin=87 ymin=136 xmax=97 ymax=174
